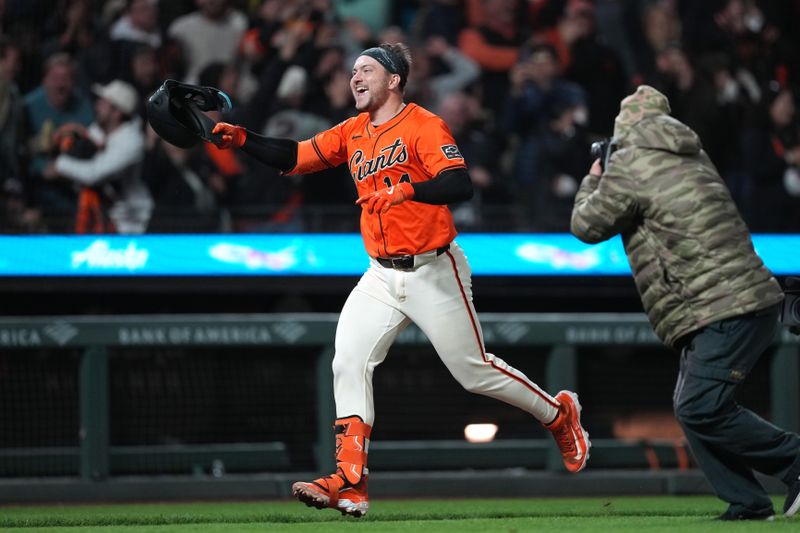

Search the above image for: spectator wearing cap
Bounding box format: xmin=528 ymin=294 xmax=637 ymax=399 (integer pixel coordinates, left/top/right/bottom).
xmin=48 ymin=79 xmax=153 ymax=234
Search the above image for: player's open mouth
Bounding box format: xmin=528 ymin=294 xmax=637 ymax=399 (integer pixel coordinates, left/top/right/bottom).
xmin=355 ymin=87 xmax=368 ymax=95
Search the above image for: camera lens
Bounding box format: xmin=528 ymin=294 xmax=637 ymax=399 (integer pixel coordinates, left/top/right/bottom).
xmin=791 ymin=297 xmax=800 ymax=324
xmin=590 ymin=142 xmax=602 ymax=161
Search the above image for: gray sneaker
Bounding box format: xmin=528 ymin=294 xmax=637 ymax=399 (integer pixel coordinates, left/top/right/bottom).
xmin=785 ymin=476 xmax=800 ymax=517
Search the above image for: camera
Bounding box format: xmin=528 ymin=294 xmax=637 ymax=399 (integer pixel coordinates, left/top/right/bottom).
xmin=51 ymin=123 xmax=97 ymax=159
xmin=62 ymin=132 xmax=97 ymax=159
xmin=781 ymin=277 xmax=800 ymax=333
xmin=590 ymin=138 xmax=618 ymax=171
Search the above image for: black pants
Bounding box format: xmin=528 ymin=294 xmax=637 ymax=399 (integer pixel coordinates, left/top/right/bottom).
xmin=673 ymin=304 xmax=800 ymax=513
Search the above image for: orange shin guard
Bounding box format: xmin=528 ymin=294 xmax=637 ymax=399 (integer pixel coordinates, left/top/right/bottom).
xmin=334 ymin=415 xmax=372 ymax=486
xmin=291 ymin=416 xmax=372 ymax=516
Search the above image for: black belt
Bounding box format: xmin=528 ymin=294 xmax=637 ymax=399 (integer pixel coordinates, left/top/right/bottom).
xmin=376 ymin=244 xmax=450 ymax=270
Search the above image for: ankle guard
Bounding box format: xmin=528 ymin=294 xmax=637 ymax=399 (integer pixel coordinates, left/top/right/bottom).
xmin=334 ymin=415 xmax=372 ymax=486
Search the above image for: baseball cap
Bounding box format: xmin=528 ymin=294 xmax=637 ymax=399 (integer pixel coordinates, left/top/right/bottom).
xmin=92 ymin=79 xmax=139 ymax=115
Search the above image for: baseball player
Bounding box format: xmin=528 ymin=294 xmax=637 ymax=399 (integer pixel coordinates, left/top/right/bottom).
xmin=210 ymin=43 xmax=590 ymax=518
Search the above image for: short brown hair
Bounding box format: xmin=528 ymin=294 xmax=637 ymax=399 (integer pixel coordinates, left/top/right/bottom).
xmin=382 ymin=42 xmax=411 ymax=89
xmin=43 ymin=52 xmax=74 ymax=76
xmin=361 ymin=42 xmax=413 ymax=90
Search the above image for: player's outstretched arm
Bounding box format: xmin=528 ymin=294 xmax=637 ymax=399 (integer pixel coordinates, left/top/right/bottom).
xmin=411 ymin=168 xmax=473 ymax=205
xmin=212 ymin=122 xmax=298 ymax=173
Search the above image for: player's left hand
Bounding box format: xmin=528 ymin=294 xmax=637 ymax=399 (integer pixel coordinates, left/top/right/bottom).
xmin=356 ymin=182 xmax=415 ymax=214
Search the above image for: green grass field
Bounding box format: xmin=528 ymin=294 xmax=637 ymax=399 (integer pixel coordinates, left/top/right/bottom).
xmin=0 ymin=496 xmax=795 ymax=532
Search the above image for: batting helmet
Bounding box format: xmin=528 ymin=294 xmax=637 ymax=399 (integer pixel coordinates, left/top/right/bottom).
xmin=146 ymin=79 xmax=232 ymax=148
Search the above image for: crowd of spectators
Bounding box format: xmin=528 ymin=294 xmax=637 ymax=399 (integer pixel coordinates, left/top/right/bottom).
xmin=0 ymin=0 xmax=798 ymax=234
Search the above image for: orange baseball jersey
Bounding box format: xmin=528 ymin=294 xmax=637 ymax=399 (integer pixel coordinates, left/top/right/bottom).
xmin=288 ymin=103 xmax=467 ymax=257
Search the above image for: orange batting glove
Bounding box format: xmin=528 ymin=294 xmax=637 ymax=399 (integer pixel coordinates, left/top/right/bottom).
xmin=356 ymin=182 xmax=415 ymax=214
xmin=212 ymin=122 xmax=247 ymax=149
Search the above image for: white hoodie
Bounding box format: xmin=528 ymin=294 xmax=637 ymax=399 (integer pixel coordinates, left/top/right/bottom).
xmin=55 ymin=117 xmax=153 ymax=234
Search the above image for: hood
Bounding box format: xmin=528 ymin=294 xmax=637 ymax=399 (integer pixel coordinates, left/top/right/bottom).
xmin=613 ymin=85 xmax=701 ymax=155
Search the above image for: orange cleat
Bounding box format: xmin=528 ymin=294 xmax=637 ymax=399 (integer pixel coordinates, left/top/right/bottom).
xmin=292 ymin=415 xmax=372 ymax=518
xmin=292 ymin=472 xmax=346 ymax=512
xmin=292 ymin=473 xmax=369 ymax=518
xmin=336 ymin=474 xmax=369 ymax=517
xmin=545 ymin=390 xmax=591 ymax=473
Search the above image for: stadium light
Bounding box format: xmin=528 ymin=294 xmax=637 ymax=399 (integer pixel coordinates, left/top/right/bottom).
xmin=464 ymin=423 xmax=498 ymax=443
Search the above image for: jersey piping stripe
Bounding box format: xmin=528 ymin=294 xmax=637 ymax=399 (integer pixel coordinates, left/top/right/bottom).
xmin=366 ymin=103 xmax=414 ymax=145
xmin=444 ymin=249 xmax=560 ymax=410
xmin=311 ymin=136 xmax=333 ymax=168
xmin=435 ymin=164 xmax=468 ymax=175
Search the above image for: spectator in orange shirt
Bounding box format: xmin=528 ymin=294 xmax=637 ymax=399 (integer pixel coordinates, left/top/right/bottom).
xmin=458 ymin=0 xmax=525 ymax=115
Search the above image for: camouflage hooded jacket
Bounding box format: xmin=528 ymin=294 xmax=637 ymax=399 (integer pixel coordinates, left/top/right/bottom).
xmin=571 ymin=85 xmax=783 ymax=348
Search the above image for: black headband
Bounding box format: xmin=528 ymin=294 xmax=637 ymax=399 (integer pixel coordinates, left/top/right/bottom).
xmin=360 ymin=46 xmax=408 ymax=85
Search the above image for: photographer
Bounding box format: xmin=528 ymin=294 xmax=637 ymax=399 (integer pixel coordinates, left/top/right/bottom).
xmin=570 ymin=85 xmax=800 ymax=521
xmin=46 ymin=80 xmax=152 ymax=234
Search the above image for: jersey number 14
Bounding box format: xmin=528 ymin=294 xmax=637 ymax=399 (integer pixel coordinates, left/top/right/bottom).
xmin=383 ymin=173 xmax=411 ymax=188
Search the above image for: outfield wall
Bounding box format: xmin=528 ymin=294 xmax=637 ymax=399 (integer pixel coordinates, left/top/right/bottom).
xmin=0 ymin=313 xmax=797 ymax=502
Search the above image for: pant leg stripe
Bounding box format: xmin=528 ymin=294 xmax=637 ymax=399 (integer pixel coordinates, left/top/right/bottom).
xmin=444 ymin=250 xmax=559 ymax=409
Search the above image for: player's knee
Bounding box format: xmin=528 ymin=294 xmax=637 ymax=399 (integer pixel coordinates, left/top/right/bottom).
xmin=450 ymin=361 xmax=495 ymax=395
xmin=673 ymin=398 xmax=721 ymax=429
xmin=331 ymin=354 xmax=352 ymax=379
xmin=456 ymin=375 xmax=485 ymax=395
xmin=673 ymin=397 xmax=694 ymax=422
xmin=332 ymin=352 xmax=371 ymax=383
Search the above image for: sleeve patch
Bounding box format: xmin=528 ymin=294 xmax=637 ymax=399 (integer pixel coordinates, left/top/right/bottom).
xmin=440 ymin=144 xmax=463 ymax=160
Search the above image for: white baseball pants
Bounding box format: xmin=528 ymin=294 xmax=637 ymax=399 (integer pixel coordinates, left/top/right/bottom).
xmin=332 ymin=241 xmax=559 ymax=426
